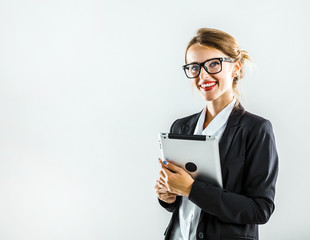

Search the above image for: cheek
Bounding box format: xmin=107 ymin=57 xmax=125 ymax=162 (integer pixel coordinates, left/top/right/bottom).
xmin=210 ymin=74 xmax=223 ymax=84
xmin=217 ymin=72 xmax=233 ymax=87
xmin=192 ymin=78 xmax=200 ymax=88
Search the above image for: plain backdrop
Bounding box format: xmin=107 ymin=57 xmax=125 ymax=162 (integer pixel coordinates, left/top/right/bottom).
xmin=0 ymin=0 xmax=310 ymax=239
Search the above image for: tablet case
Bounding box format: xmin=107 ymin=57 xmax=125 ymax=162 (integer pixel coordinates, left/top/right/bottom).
xmin=158 ymin=133 xmax=223 ymax=188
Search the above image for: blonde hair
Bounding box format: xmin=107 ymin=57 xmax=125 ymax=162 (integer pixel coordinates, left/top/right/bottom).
xmin=185 ymin=28 xmax=251 ymax=102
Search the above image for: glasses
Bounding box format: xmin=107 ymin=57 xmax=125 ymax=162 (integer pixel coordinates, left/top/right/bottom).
xmin=182 ymin=57 xmax=234 ymax=79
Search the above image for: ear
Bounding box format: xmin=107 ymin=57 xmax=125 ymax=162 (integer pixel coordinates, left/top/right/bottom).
xmin=232 ymin=61 xmax=242 ymax=77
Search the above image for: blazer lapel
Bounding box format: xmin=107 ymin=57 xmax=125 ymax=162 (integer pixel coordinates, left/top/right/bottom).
xmin=182 ymin=111 xmax=202 ymax=134
xmin=218 ymin=104 xmax=245 ymax=165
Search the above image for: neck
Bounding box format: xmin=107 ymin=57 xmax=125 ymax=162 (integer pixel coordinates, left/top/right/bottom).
xmin=206 ymin=91 xmax=234 ymax=119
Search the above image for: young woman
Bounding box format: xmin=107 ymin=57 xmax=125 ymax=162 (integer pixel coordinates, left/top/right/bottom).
xmin=155 ymin=28 xmax=279 ymax=240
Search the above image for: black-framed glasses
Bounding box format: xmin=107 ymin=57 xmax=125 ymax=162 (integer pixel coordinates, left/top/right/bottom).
xmin=182 ymin=57 xmax=234 ymax=79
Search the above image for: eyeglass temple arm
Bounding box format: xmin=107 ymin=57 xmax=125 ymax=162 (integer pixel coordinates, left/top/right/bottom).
xmin=222 ymin=57 xmax=235 ymax=62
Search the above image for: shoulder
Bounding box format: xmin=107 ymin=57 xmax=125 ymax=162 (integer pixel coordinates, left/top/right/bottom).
xmin=240 ymin=110 xmax=273 ymax=132
xmin=230 ymin=107 xmax=277 ymax=157
xmin=170 ymin=111 xmax=201 ymax=133
xmin=172 ymin=112 xmax=200 ymax=127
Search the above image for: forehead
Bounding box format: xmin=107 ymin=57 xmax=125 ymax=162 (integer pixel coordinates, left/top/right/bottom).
xmin=186 ymin=44 xmax=227 ymax=63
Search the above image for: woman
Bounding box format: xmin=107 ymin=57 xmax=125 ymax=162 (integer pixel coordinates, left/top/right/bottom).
xmin=154 ymin=28 xmax=279 ymax=240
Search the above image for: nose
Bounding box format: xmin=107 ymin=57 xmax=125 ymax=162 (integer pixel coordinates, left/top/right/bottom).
xmin=199 ymin=66 xmax=210 ymax=79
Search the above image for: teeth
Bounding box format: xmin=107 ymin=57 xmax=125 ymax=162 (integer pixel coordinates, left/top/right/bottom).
xmin=201 ymin=82 xmax=216 ymax=88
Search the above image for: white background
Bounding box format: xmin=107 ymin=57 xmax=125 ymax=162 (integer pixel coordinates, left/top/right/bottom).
xmin=0 ymin=0 xmax=310 ymax=239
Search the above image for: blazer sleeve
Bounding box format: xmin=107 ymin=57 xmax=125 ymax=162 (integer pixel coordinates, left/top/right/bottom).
xmin=158 ymin=196 xmax=181 ymax=213
xmin=188 ymin=119 xmax=279 ymax=224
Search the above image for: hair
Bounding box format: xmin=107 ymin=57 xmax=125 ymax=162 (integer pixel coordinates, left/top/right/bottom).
xmin=185 ymin=28 xmax=251 ymax=103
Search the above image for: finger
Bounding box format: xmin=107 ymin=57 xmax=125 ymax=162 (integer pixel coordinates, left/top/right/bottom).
xmin=158 ymin=178 xmax=167 ymax=189
xmin=164 ymin=191 xmax=178 ymax=197
xmin=158 ymin=180 xmax=168 ymax=190
xmin=159 ymin=158 xmax=168 ymax=166
xmin=156 ymin=188 xmax=170 ymax=194
xmin=159 ymin=192 xmax=177 ymax=199
xmin=159 ymin=169 xmax=167 ymax=180
xmin=160 ymin=167 xmax=171 ymax=179
xmin=154 ymin=180 xmax=161 ymax=189
xmin=158 ymin=192 xmax=174 ymax=198
xmin=160 ymin=161 xmax=178 ymax=174
xmin=159 ymin=160 xmax=167 ymax=168
xmin=164 ymin=161 xmax=183 ymax=173
xmin=155 ymin=179 xmax=166 ymax=188
xmin=155 ymin=184 xmax=166 ymax=194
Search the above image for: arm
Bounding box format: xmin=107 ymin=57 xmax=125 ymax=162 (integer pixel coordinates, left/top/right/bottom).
xmin=188 ymin=119 xmax=279 ymax=224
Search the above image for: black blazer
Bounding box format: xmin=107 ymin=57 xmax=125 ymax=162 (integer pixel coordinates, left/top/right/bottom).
xmin=159 ymin=104 xmax=279 ymax=240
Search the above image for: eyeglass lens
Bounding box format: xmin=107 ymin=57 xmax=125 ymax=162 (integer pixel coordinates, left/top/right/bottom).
xmin=185 ymin=59 xmax=222 ymax=78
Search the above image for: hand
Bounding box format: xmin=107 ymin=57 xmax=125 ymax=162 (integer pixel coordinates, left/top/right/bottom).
xmin=154 ymin=180 xmax=177 ymax=204
xmin=158 ymin=159 xmax=194 ymax=197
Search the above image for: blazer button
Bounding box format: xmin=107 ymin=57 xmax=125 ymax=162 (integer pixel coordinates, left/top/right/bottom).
xmin=198 ymin=232 xmax=204 ymax=239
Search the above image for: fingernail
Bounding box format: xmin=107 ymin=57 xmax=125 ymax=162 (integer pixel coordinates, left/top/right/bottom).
xmin=163 ymin=161 xmax=168 ymax=165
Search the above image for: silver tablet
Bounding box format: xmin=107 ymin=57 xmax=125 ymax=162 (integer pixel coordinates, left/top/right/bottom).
xmin=158 ymin=132 xmax=223 ymax=188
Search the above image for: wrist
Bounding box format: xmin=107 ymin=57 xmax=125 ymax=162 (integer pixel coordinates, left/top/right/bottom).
xmin=184 ymin=179 xmax=194 ymax=197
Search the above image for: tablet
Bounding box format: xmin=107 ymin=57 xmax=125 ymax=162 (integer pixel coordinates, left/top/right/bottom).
xmin=158 ymin=133 xmax=223 ymax=188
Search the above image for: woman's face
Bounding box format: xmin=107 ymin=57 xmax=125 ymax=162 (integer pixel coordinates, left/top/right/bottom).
xmin=186 ymin=44 xmax=240 ymax=103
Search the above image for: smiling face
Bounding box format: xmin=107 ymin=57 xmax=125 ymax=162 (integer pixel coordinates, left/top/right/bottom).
xmin=186 ymin=43 xmax=240 ymax=103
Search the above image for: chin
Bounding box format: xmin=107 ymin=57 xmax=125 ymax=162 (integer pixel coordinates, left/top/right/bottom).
xmin=203 ymin=97 xmax=217 ymax=102
xmin=199 ymin=92 xmax=218 ymax=102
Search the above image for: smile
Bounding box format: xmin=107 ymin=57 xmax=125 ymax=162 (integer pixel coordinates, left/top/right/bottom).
xmin=199 ymin=81 xmax=217 ymax=91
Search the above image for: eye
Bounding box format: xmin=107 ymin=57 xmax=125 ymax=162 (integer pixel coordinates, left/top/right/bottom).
xmin=189 ymin=64 xmax=199 ymax=73
xmin=208 ymin=60 xmax=220 ymax=68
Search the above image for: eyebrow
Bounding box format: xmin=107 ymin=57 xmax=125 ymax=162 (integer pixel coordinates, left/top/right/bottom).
xmin=187 ymin=58 xmax=218 ymax=64
xmin=187 ymin=57 xmax=229 ymax=65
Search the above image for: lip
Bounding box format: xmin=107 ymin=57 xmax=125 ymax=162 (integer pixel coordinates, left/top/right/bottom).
xmin=199 ymin=81 xmax=217 ymax=91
